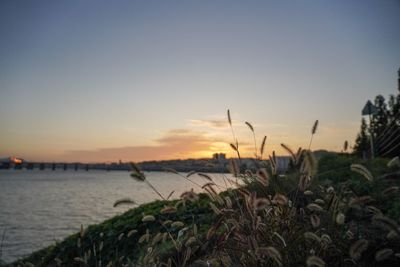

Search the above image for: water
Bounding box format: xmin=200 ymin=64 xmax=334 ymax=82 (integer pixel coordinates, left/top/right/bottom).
xmin=0 ymin=170 xmax=231 ymax=263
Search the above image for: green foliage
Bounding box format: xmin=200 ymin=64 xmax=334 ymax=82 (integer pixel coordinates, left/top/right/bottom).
xmin=353 ymin=118 xmax=370 ymax=157
xmin=354 ymin=70 xmax=400 ymax=157
xmin=388 ymin=196 xmax=400 ymax=223
xmin=12 ymin=111 xmax=400 ymax=267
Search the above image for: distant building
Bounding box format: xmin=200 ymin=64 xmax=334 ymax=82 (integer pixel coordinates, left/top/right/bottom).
xmin=212 ymin=153 xmax=226 ymax=160
xmin=276 ymin=156 xmax=291 ymax=172
xmin=0 ymin=156 xmax=24 ymax=169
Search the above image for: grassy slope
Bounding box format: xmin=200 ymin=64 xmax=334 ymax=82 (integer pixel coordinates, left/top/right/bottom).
xmin=9 ymin=194 xmax=214 ymax=267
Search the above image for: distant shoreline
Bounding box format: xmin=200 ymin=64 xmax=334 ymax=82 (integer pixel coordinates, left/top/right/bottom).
xmin=1 ymin=150 xmax=335 ymax=173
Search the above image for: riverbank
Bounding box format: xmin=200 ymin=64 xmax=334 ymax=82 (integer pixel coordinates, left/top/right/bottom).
xmin=5 ymin=153 xmax=400 ymax=266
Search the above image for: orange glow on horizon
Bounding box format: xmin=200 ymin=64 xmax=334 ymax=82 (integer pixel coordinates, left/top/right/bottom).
xmin=10 ymin=157 xmax=22 ymax=164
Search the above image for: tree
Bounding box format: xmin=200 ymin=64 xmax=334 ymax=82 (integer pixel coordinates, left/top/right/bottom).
xmin=379 ymin=90 xmax=400 ymax=157
xmin=370 ymin=95 xmax=389 ymax=154
xmin=354 ymin=69 xmax=400 ymax=158
xmin=353 ymin=118 xmax=369 ymax=157
xmin=374 ymin=70 xmax=400 ymax=157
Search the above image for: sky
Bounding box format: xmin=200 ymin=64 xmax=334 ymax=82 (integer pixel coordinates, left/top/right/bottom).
xmin=1 ymin=0 xmax=400 ymax=162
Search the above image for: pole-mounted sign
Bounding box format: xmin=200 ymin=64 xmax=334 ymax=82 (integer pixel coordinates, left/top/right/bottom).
xmin=362 ymin=100 xmax=378 ymax=116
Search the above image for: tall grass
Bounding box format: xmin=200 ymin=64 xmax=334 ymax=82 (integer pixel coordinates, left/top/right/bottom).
xmin=14 ymin=111 xmax=400 ymax=267
xmin=116 ymin=112 xmax=400 ymax=266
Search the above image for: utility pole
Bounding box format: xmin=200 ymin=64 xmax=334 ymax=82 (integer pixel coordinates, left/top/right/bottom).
xmin=398 ymin=68 xmax=400 ymax=92
xmin=362 ymin=100 xmax=378 ymax=159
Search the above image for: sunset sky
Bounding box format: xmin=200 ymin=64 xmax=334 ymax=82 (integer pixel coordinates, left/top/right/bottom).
xmin=1 ymin=0 xmax=400 ymax=162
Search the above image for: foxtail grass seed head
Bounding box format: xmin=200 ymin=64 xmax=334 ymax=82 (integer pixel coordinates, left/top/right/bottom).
xmin=365 ymin=205 xmax=383 ymax=217
xmin=127 ymin=229 xmax=137 ymax=237
xmin=202 ymin=182 xmax=217 ymax=193
xmin=209 ymin=202 xmax=223 ymax=215
xmin=254 ymin=198 xmax=270 ymax=211
xmin=311 ymin=214 xmax=320 ymax=228
xmin=269 ymin=151 xmax=278 ymax=174
xmin=130 ymin=172 xmax=145 ymax=182
xmin=206 ymin=227 xmax=215 ymax=240
xmin=336 ymin=213 xmax=345 ymax=225
xmin=186 ymin=171 xmax=197 ymax=177
xmin=163 ymin=168 xmax=179 ymax=174
xmin=230 ymin=143 xmax=238 ymax=151
xmin=312 ymin=120 xmax=319 ymax=135
xmin=256 ymin=168 xmax=269 ymax=186
xmin=387 ymin=156 xmax=400 ymax=168
xmin=304 ymin=190 xmax=313 ymax=196
xmin=160 ymin=205 xmax=177 ymax=214
xmin=349 ymin=239 xmax=369 ymax=260
xmin=306 ymin=255 xmax=326 ymax=267
xmin=162 ymin=220 xmax=172 ymax=226
xmin=245 ymin=121 xmax=254 ymax=132
xmin=118 ymin=233 xmax=124 ymax=241
xmin=307 ymin=203 xmax=323 ymax=212
xmin=304 ymin=232 xmax=320 ymax=243
xmin=180 ymin=189 xmax=199 ymax=202
xmin=130 ymin=161 xmax=141 ymax=174
xmin=298 ymin=174 xmax=309 ymax=192
xmin=260 ymin=136 xmax=267 ymax=157
xmin=142 ymin=215 xmax=156 ymax=222
xmin=321 ymin=234 xmax=332 ymax=247
xmin=74 ymin=257 xmax=85 ymax=264
xmin=151 ymin=233 xmax=163 ymax=246
xmin=113 ymin=198 xmax=136 ymax=207
xmin=372 ymin=215 xmax=400 ymax=235
xmin=343 ymin=140 xmax=348 ymax=152
xmin=303 ymin=150 xmax=317 ymax=176
xmin=224 ymin=196 xmax=233 ymax=209
xmin=273 ymin=193 xmax=288 ymax=206
xmin=171 ymin=221 xmax=185 ymax=229
xmin=350 ymin=164 xmax=374 ymax=181
xmin=197 ymin=173 xmax=213 ymax=181
xmin=185 ymin=236 xmax=197 ymax=247
xmin=386 ymin=230 xmax=399 ymax=239
xmin=273 ymin=232 xmax=287 ymax=247
xmin=138 ymin=233 xmax=149 ymax=244
xmin=375 ymin=248 xmax=393 ymax=262
xmin=281 ymin=143 xmax=296 ymax=160
xmin=382 ymin=186 xmax=399 ymax=196
xmin=345 ymin=230 xmax=354 ymax=240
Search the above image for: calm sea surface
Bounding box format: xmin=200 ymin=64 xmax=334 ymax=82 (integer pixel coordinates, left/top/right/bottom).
xmin=0 ymin=170 xmax=231 ymax=263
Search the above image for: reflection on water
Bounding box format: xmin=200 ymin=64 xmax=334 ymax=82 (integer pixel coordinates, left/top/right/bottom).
xmin=0 ymin=170 xmax=232 ymax=263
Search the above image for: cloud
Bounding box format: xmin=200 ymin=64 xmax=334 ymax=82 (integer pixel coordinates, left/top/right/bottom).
xmin=54 ymin=109 xmax=274 ymax=162
xmin=189 ymin=119 xmax=228 ymax=129
xmin=57 ymin=129 xmax=217 ymax=162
